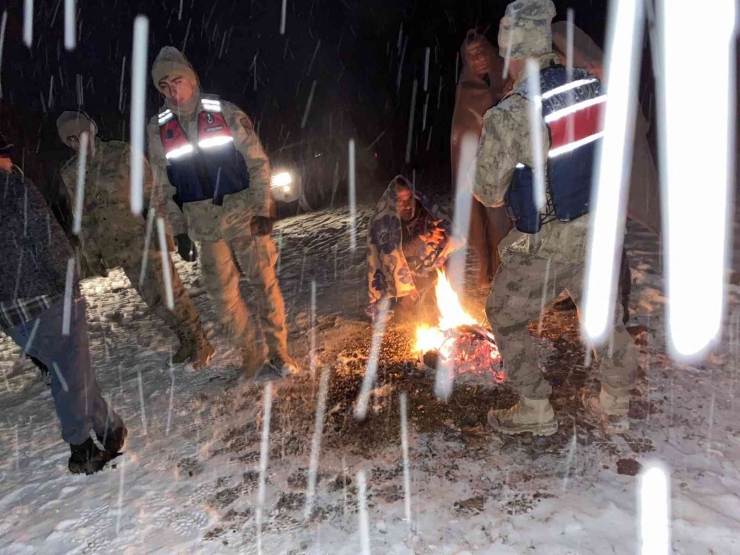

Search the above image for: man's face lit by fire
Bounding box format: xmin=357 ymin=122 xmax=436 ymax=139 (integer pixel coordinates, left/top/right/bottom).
xmin=396 ymin=186 xmax=415 ymax=221
xmin=466 ymin=41 xmax=491 ymax=78
xmin=158 ymin=73 xmax=197 ymax=106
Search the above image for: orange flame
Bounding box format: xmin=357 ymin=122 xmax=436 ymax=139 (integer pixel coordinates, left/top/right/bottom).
xmin=414 ymin=270 xmax=477 ymax=353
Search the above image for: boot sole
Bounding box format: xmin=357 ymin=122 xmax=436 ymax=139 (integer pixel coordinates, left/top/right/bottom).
xmin=487 ymin=415 xmax=559 ymax=437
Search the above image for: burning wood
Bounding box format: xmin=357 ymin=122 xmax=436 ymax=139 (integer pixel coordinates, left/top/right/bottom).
xmin=414 ymin=271 xmax=505 ymax=382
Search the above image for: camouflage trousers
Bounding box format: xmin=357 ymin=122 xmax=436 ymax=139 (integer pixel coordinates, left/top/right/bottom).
xmin=122 ymin=251 xmax=204 ymax=341
xmin=486 ymin=252 xmax=638 ymax=400
xmin=200 ymin=233 xmax=287 ymax=360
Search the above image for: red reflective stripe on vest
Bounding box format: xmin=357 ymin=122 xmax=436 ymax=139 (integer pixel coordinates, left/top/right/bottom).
xmin=160 ymin=118 xmax=191 ymax=158
xmin=549 ymin=100 xmax=605 ymax=151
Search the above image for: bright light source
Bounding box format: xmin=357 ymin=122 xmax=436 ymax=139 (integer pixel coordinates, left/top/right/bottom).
xmin=271 ymin=171 xmax=293 ymax=188
xmin=282 ymin=185 xmax=290 ymax=192
xmin=639 ymin=462 xmax=671 ymax=555
xmin=582 ymin=0 xmax=644 ymax=345
xmin=658 ymin=0 xmax=736 ymax=360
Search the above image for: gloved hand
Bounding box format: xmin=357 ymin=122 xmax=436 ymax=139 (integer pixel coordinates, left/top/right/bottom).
xmin=250 ymin=215 xmax=273 ymax=237
xmin=175 ymin=234 xmax=198 ymax=262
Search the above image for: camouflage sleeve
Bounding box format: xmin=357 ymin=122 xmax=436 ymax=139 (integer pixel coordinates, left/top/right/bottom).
xmin=472 ymin=95 xmax=547 ymax=207
xmin=146 ymin=116 xmax=188 ymax=235
xmin=223 ymin=101 xmax=272 ymax=218
xmin=60 ymin=158 xmax=104 ymax=273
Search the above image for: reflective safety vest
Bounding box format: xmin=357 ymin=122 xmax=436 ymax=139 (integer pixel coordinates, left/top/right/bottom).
xmin=504 ymin=63 xmax=605 ymax=234
xmin=158 ymin=95 xmax=250 ymax=206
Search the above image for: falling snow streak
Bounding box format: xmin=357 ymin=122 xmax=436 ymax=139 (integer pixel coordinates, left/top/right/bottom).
xmin=64 ymin=0 xmax=75 ymax=50
xmin=280 ymin=0 xmax=287 ymax=35
xmin=19 ymin=319 xmax=40 ymax=363
xmin=422 ymin=93 xmax=429 ymax=131
xmin=348 ymin=138 xmax=357 ymax=251
xmin=178 ymin=0 xmax=183 ymax=20
xmin=166 ymin=365 xmax=175 ymax=436
xmin=256 ymin=382 xmax=274 ymax=555
xmin=400 ymin=393 xmax=412 ymax=535
xmin=138 ymin=208 xmax=155 ymax=286
xmin=306 ymin=39 xmax=321 ymax=76
xmin=116 ymin=457 xmax=125 ymax=534
xmin=137 ymin=368 xmax=147 ymax=434
xmin=61 ymin=258 xmax=74 ymax=336
xmin=566 ymin=9 xmax=575 ymax=144
xmin=23 ymin=0 xmax=33 ymax=48
xmin=537 ymin=258 xmax=552 ymax=336
xmin=447 ymin=133 xmax=477 ymax=293
xmin=502 ymin=26 xmax=513 ymax=79
xmin=658 ymin=0 xmax=736 ymax=361
xmin=357 ymin=470 xmax=371 ymax=554
xmin=0 ymin=10 xmax=7 ymax=98
xmin=181 ymin=18 xmax=191 ymax=53
xmin=423 ymin=47 xmax=430 ymax=91
xmin=156 ymin=218 xmax=175 ymax=310
xmin=639 ymin=463 xmax=671 ymax=554
xmin=51 ymin=362 xmax=69 ymax=392
xmin=118 ymin=56 xmax=126 ymax=113
xmin=526 ymin=60 xmax=546 ymax=211
xmin=583 ymin=0 xmax=644 ymax=346
xmin=310 ymin=280 xmax=317 ymax=379
xmin=301 ymin=80 xmax=317 ymax=129
xmin=72 ymin=131 xmax=88 ymax=235
xmin=396 ymin=36 xmax=408 ymax=91
xmin=355 ymin=298 xmax=391 ymax=420
xmin=304 ymin=365 xmax=330 ymax=519
xmin=129 ymin=16 xmax=148 ymax=216
xmin=405 ymin=80 xmax=418 ymax=164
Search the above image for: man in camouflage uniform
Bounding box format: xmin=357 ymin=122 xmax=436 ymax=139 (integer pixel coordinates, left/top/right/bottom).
xmin=473 ymin=0 xmax=639 ymax=436
xmin=147 ymin=47 xmax=296 ymax=381
xmin=57 ymin=111 xmax=214 ymax=369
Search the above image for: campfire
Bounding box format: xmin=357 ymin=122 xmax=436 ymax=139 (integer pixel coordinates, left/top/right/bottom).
xmin=414 ymin=271 xmax=505 ymax=382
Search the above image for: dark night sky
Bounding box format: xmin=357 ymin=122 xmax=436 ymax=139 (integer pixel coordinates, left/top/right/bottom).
xmin=0 ymin=0 xmax=610 ymax=212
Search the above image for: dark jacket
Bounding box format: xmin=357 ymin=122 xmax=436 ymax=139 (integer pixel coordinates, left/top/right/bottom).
xmin=1 ymin=168 xmax=76 ymax=302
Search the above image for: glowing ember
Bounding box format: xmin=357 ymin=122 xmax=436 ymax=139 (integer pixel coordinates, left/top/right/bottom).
xmin=414 ymin=270 xmax=477 ymax=353
xmin=415 ymin=271 xmax=505 ymax=382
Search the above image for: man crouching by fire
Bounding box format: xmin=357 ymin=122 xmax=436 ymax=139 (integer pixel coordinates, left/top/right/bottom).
xmin=366 ymin=175 xmax=464 ymax=321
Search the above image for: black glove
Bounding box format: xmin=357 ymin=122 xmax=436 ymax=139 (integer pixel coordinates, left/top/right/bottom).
xmin=250 ymin=215 xmax=273 ymax=236
xmin=175 ymin=234 xmax=198 ymax=262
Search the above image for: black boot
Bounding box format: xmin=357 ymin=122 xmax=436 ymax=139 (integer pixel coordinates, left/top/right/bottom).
xmin=97 ymin=424 xmax=128 ymax=455
xmin=68 ymin=438 xmax=112 ymax=475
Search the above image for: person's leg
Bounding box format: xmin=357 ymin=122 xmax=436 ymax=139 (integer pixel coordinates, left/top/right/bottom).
xmin=200 ymin=240 xmax=264 ymax=375
xmin=486 ymin=260 xmax=554 ymax=401
xmin=6 ymin=298 xmax=124 ymax=447
xmin=566 ymin=276 xmax=639 ymax=433
xmin=229 ymin=233 xmax=290 ymax=364
xmin=123 ymin=252 xmax=214 ymax=367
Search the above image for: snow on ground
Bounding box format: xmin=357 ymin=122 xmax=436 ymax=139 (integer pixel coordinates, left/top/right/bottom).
xmin=1 ymin=201 xmax=740 ymax=555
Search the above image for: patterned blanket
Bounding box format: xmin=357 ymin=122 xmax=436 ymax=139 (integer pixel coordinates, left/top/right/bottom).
xmin=366 ymin=176 xmax=464 ymax=312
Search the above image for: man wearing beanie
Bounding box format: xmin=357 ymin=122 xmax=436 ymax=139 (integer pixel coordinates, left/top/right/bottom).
xmin=473 ymin=0 xmax=638 ymax=436
xmin=57 ymin=111 xmax=215 ymax=369
xmin=147 ymin=47 xmax=297 ymax=382
xmin=0 ymin=132 xmax=127 ymax=474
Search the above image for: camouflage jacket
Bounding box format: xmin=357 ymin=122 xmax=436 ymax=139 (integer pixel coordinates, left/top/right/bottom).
xmin=472 ymin=53 xmax=589 ymax=263
xmin=60 ymin=139 xmax=156 ymax=270
xmin=147 ymin=96 xmax=272 ymax=242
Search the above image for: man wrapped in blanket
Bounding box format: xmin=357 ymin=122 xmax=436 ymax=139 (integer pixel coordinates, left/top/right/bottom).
xmin=366 ymin=176 xmax=464 ymax=320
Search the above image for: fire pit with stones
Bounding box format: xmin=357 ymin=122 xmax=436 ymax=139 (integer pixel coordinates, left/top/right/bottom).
xmin=413 ymin=271 xmax=506 ymax=385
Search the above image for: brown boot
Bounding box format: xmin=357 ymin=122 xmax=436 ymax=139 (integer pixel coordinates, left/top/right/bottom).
xmin=173 ymin=329 xmax=215 ymax=370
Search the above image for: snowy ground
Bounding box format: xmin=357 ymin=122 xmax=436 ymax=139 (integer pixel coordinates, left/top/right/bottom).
xmin=1 ymin=201 xmax=740 ymax=555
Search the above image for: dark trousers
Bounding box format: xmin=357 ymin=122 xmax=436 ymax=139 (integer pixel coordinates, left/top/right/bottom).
xmin=3 ymin=298 xmax=123 ymax=445
xmin=469 ymin=200 xmax=513 ymax=285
